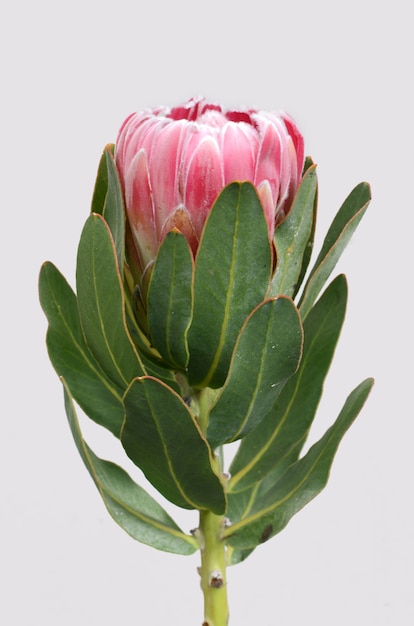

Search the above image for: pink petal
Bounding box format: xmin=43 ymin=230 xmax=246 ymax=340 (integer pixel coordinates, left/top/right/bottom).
xmin=183 ymin=135 xmax=224 ymax=237
xmin=116 ymin=112 xmax=155 ymax=173
xmin=253 ymin=118 xmax=283 ymax=194
xmin=124 ymin=149 xmax=157 ymax=271
xmin=124 ymin=117 xmax=166 ymax=172
xmin=281 ymin=112 xmax=305 ymax=180
xmin=256 ymin=180 xmax=276 ymax=240
xmin=276 ymin=138 xmax=300 ymax=222
xmin=147 ymin=120 xmax=186 ymax=240
xmin=221 ymin=122 xmax=259 ymax=183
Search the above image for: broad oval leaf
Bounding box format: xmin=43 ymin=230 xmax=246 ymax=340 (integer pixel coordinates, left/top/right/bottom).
xmin=224 ymin=378 xmax=374 ymax=550
xmin=299 ymin=182 xmax=371 ymax=319
xmin=187 ymin=182 xmax=272 ymax=389
xmin=62 ymin=380 xmax=197 ymax=555
xmin=76 ymin=213 xmax=146 ymax=389
xmin=147 ymin=230 xmax=194 ymax=370
xmin=229 ymin=274 xmax=349 ymax=492
xmin=39 ymin=261 xmax=124 ymax=436
xmin=207 ymin=296 xmax=303 ymax=449
xmin=270 ymin=164 xmax=317 ymax=298
xmin=121 ymin=376 xmax=226 ymax=513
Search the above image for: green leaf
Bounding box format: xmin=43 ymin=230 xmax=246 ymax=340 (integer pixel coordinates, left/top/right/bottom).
xmin=102 ymin=149 xmax=125 ymax=270
xmin=90 ymin=145 xmax=125 ymax=270
xmin=226 ymin=545 xmax=255 ymax=566
xmin=76 ymin=213 xmax=146 ymax=389
xmin=121 ymin=376 xmax=226 ymax=513
xmin=228 ymin=274 xmax=348 ymax=493
xmin=39 ymin=261 xmax=124 ymax=436
xmin=91 ymin=145 xmax=111 ymax=216
xmin=293 ymin=167 xmax=318 ymax=300
xmin=224 ymin=378 xmax=374 ymax=550
xmin=206 ymin=297 xmax=303 ymax=449
xmin=299 ymin=182 xmax=371 ymax=319
xmin=187 ymin=182 xmax=272 ymax=389
xmin=138 ymin=351 xmax=182 ymax=394
xmin=62 ymin=380 xmax=197 ymax=555
xmin=270 ymin=164 xmax=318 ymax=298
xmin=147 ymin=231 xmax=194 ymax=370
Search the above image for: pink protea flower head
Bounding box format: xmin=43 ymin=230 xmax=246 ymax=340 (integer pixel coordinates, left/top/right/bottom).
xmin=115 ymin=97 xmax=304 ymax=272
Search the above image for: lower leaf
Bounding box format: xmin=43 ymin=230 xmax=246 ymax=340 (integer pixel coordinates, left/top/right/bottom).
xmin=121 ymin=377 xmax=226 ymax=514
xmin=39 ymin=261 xmax=124 ymax=436
xmin=224 ymin=378 xmax=374 ymax=551
xmin=62 ymin=379 xmax=198 ymax=555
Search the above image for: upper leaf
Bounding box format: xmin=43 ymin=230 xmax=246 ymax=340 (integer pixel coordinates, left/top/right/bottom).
xmin=121 ymin=376 xmax=226 ymax=513
xmin=187 ymin=182 xmax=272 ymax=388
xmin=270 ymin=164 xmax=318 ymax=298
xmin=206 ymin=296 xmax=303 ymax=449
xmin=62 ymin=380 xmax=197 ymax=555
xmin=91 ymin=145 xmax=112 ymax=216
xmin=299 ymin=182 xmax=371 ymax=319
xmin=147 ymin=230 xmax=194 ymax=370
xmin=90 ymin=144 xmax=125 ymax=269
xmin=101 ymin=148 xmax=125 ymax=270
xmin=76 ymin=213 xmax=146 ymax=389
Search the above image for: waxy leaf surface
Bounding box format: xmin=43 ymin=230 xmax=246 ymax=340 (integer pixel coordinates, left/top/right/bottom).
xmin=39 ymin=261 xmax=124 ymax=436
xmin=299 ymin=182 xmax=371 ymax=319
xmin=76 ymin=214 xmax=145 ymax=389
xmin=270 ymin=164 xmax=317 ymax=298
xmin=147 ymin=231 xmax=193 ymax=370
xmin=101 ymin=148 xmax=125 ymax=269
xmin=187 ymin=182 xmax=272 ymax=388
xmin=207 ymin=297 xmax=303 ymax=449
xmin=224 ymin=378 xmax=374 ymax=550
xmin=62 ymin=381 xmax=197 ymax=555
xmin=229 ymin=275 xmax=348 ymax=493
xmin=91 ymin=144 xmax=113 ymax=215
xmin=121 ymin=377 xmax=226 ymax=513
xmin=90 ymin=145 xmax=124 ymax=269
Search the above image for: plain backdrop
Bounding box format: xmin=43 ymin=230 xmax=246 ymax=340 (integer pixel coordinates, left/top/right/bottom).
xmin=2 ymin=1 xmax=413 ymax=624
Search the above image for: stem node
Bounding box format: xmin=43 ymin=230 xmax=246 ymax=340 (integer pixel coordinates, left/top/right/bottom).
xmin=199 ymin=510 xmax=229 ymax=626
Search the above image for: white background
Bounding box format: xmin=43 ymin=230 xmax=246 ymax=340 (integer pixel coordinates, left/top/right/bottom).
xmin=2 ymin=1 xmax=413 ymax=624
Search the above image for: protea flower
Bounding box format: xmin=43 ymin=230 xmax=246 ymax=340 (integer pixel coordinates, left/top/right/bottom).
xmin=115 ymin=97 xmax=304 ymax=273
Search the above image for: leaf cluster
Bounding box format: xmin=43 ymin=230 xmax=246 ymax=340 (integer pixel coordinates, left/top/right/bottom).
xmin=39 ymin=148 xmax=373 ymax=560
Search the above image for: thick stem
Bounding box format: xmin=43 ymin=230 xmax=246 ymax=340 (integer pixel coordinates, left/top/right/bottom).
xmin=199 ymin=510 xmax=229 ymax=626
xmin=197 ymin=387 xmax=218 ymax=434
xmin=195 ymin=387 xmax=229 ymax=625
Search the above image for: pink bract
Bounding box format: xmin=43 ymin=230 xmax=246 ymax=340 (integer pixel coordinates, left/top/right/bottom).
xmin=115 ymin=97 xmax=304 ymax=272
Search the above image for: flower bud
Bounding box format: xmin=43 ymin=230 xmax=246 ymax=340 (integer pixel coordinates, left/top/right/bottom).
xmin=115 ymin=97 xmax=304 ymax=273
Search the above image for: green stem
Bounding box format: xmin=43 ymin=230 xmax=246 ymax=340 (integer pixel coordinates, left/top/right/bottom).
xmin=199 ymin=510 xmax=229 ymax=626
xmin=197 ymin=387 xmax=217 ymax=434
xmin=195 ymin=386 xmax=229 ymax=625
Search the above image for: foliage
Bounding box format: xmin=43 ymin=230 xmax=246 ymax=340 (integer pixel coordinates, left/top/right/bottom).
xmin=39 ymin=147 xmax=373 ymax=564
